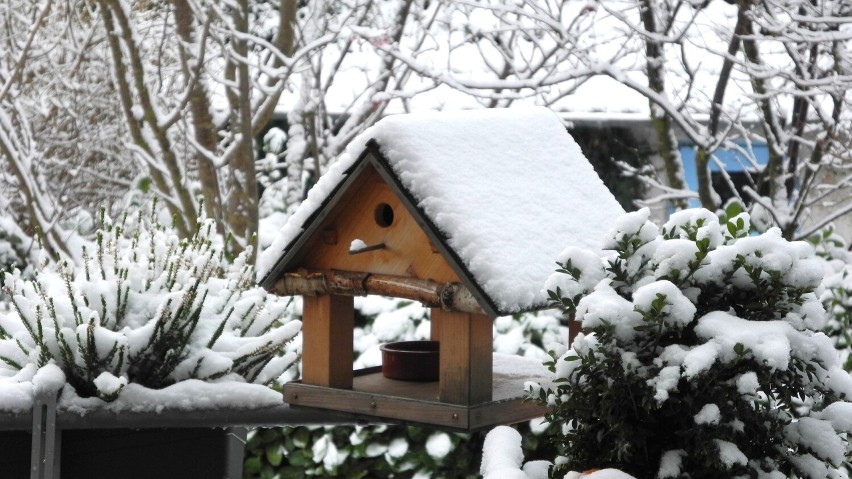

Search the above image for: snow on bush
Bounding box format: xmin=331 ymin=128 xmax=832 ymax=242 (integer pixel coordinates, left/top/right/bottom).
xmin=0 ymin=206 xmax=299 ymax=406
xmin=481 ymin=426 xmax=550 ymax=479
xmin=809 ymin=226 xmax=852 ymax=370
xmin=531 ymin=207 xmax=852 ymax=479
xmin=0 ymin=213 xmax=35 ymax=274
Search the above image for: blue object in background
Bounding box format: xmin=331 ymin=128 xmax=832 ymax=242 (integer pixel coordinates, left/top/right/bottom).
xmin=679 ymin=141 xmax=769 ymax=208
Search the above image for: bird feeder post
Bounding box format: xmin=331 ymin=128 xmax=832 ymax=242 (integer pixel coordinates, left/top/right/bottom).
xmin=433 ymin=309 xmax=492 ymax=405
xmin=301 ymin=294 xmax=354 ymax=389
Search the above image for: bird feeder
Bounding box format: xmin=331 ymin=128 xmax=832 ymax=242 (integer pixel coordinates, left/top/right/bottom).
xmin=258 ymin=107 xmax=624 ymax=431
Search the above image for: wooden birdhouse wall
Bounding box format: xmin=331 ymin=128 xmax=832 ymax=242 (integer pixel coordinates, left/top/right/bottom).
xmin=291 ymin=162 xmax=460 ymax=283
xmin=288 ymin=158 xmax=494 ymax=409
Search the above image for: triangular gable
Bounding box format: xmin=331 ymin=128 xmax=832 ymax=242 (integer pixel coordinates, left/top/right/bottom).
xmin=259 ymin=107 xmax=625 ymax=316
xmin=258 ymin=144 xmax=501 ymax=317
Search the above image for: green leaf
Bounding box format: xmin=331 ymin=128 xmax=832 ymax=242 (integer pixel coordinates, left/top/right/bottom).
xmin=244 ymin=456 xmax=262 ymax=474
xmin=265 ymin=444 xmax=283 ymax=467
xmin=137 ymin=177 xmax=152 ymax=193
xmin=725 ymin=201 xmax=744 ymax=219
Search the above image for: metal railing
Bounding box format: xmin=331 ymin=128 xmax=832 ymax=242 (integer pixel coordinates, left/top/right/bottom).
xmin=2 ymin=392 xmax=356 ymax=479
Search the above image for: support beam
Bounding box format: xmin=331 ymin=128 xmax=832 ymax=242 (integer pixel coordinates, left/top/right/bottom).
xmin=271 ymin=270 xmax=482 ymax=314
xmin=434 ymin=309 xmax=492 ymax=405
xmin=301 ymin=294 xmax=354 ymax=389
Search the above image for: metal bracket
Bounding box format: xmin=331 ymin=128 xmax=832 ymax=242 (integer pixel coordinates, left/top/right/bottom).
xmin=30 ymin=392 xmax=60 ymax=479
xmin=225 ymin=427 xmax=248 ymax=479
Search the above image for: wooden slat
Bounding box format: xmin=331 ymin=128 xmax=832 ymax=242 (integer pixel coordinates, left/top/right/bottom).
xmin=282 ymin=368 xmax=549 ymax=431
xmin=301 ymin=294 xmax=354 ymax=388
xmin=436 ymin=310 xmax=492 ymax=405
xmin=283 ymin=382 xmax=469 ymax=429
xmin=469 ymin=399 xmax=548 ymax=431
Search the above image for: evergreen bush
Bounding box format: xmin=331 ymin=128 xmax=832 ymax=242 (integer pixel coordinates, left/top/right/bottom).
xmin=0 ymin=204 xmax=299 ymax=401
xmin=808 ymin=226 xmax=852 ymax=371
xmin=536 ymin=208 xmax=852 ymax=479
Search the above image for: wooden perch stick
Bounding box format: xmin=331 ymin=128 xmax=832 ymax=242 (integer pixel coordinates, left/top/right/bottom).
xmin=271 ymin=269 xmax=483 ymax=314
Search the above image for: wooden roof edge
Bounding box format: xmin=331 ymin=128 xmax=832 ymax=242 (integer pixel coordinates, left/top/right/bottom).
xmin=258 ymin=148 xmax=374 ymax=290
xmin=363 ymin=140 xmax=502 ymax=319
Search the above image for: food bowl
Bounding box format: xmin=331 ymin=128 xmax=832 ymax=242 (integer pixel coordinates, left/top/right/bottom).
xmin=380 ymin=340 xmax=439 ymax=381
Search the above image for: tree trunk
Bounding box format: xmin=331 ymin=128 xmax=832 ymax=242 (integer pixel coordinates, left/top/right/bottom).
xmin=738 ymin=0 xmax=785 ymax=204
xmin=225 ymin=0 xmax=259 ymax=260
xmin=639 ymin=0 xmax=688 ymax=211
xmin=171 ymin=0 xmax=223 ymax=228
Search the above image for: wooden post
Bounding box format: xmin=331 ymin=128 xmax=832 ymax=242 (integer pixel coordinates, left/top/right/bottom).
xmin=430 ymin=309 xmax=441 ymax=341
xmin=433 ymin=309 xmax=492 ymax=405
xmin=301 ymin=294 xmax=354 ymax=389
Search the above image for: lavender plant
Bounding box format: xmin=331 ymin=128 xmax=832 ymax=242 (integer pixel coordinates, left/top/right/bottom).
xmin=0 ymin=204 xmax=299 ymax=401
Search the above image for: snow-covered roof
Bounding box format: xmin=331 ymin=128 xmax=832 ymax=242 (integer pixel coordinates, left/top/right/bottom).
xmin=258 ymin=107 xmax=624 ymax=316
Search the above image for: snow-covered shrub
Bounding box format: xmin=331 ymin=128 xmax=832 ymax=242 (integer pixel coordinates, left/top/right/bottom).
xmin=0 ymin=207 xmax=299 ymax=401
xmin=0 ymin=214 xmax=35 ymax=273
xmin=481 ymin=426 xmax=551 ymax=479
xmin=246 ymin=421 xmax=487 ymax=478
xmin=809 ymin=226 xmax=852 ymax=371
xmin=535 ymin=207 xmax=852 ymax=479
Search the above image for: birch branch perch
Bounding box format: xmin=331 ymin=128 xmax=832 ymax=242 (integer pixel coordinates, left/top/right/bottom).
xmin=270 ymin=269 xmax=483 ymax=314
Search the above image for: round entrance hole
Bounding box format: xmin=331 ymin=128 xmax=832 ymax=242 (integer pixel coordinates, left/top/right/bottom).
xmin=380 ymin=340 xmax=439 ymax=382
xmin=374 ymin=203 xmax=394 ymax=227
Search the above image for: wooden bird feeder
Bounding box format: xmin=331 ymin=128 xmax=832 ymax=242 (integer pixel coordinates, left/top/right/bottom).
xmin=258 ymin=107 xmax=624 ymax=431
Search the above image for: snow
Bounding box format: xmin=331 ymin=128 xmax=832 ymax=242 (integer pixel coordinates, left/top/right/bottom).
xmin=0 ymin=381 xmax=32 ymax=413
xmin=58 ymin=379 xmax=283 ymax=415
xmin=577 ymin=285 xmax=642 ymax=342
xmin=648 ymin=365 xmax=681 ymax=403
xmin=658 ymin=450 xmax=686 ymax=478
xmin=93 ymin=372 xmax=126 ymax=398
xmin=312 ymin=434 xmax=347 ymax=470
xmin=259 ymin=107 xmax=624 ymax=314
xmin=693 ymin=311 xmax=837 ymax=373
xmin=736 ymin=372 xmax=759 ymax=396
xmin=480 ymin=426 xmax=527 ymax=479
xmin=386 ymin=437 xmax=409 ymax=459
xmin=632 ymin=280 xmax=696 ymax=328
xmin=693 ymin=403 xmax=721 ymax=425
xmin=543 ymin=246 xmax=607 ymax=300
xmin=523 ymin=461 xmax=550 ymax=479
xmin=493 ymin=352 xmax=552 ymax=400
xmin=714 ymin=439 xmax=747 ymax=468
xmin=825 ymin=366 xmax=852 ymax=399
xmin=785 ymin=417 xmax=846 ymax=465
xmin=813 ymin=402 xmax=852 ymax=433
xmin=425 ymin=432 xmax=452 ymax=459
xmin=349 ymin=238 xmax=368 ymax=253
xmin=565 ymin=470 xmax=638 ymax=479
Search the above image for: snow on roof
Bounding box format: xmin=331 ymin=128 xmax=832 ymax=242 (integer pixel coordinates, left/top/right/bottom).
xmin=258 ymin=107 xmax=625 ymax=314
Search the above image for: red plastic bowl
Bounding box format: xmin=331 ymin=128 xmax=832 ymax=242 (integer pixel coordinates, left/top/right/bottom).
xmin=380 ymin=340 xmax=439 ymax=382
